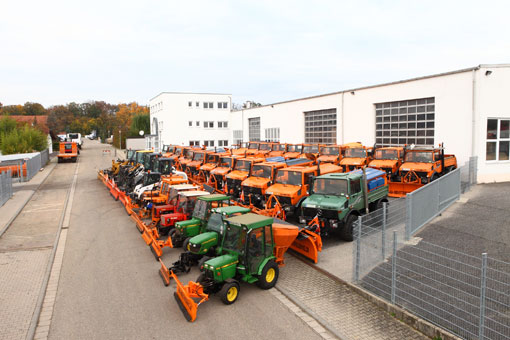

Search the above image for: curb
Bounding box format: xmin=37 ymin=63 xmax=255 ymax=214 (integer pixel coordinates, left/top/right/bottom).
xmin=25 ymin=160 xmax=79 ymax=340
xmin=0 ymin=160 xmax=57 ymax=238
xmin=291 ymin=253 xmax=462 ymax=340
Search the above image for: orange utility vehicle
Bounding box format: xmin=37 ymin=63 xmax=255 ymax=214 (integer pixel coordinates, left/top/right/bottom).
xmin=264 ymin=163 xmax=343 ymax=218
xmin=268 ymin=143 xmax=287 ymax=157
xmin=339 ymin=145 xmax=374 ymax=172
xmin=57 ymin=142 xmax=78 ymax=163
xmin=369 ymin=146 xmax=406 ymax=181
xmin=283 ymin=144 xmax=303 ymax=159
xmin=186 ymin=150 xmax=212 ymax=177
xmin=208 ymin=155 xmax=241 ymax=192
xmin=240 ymin=157 xmax=313 ymax=208
xmin=301 ymin=144 xmax=321 ymax=159
xmin=389 ymin=144 xmax=457 ymax=197
xmin=317 ymin=145 xmax=343 ymax=164
xmin=225 ymin=156 xmax=266 ymax=198
xmin=178 ymin=148 xmax=197 ymax=172
xmin=197 ymin=150 xmax=228 ymax=183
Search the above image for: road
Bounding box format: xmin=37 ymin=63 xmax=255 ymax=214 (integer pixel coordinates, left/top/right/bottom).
xmin=49 ymin=140 xmax=324 ymax=340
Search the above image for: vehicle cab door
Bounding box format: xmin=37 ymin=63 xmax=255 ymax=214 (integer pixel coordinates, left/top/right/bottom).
xmin=246 ymin=226 xmax=272 ymax=275
xmin=348 ymin=178 xmax=362 ymax=209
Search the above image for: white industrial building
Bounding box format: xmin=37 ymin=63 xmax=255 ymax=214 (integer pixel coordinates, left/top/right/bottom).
xmin=150 ymin=64 xmax=510 ymax=183
xmin=148 ymin=92 xmax=232 ymax=152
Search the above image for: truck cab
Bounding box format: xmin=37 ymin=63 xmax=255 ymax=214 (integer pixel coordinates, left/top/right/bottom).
xmin=265 ymin=163 xmax=342 ymax=216
xmin=300 ymin=168 xmax=388 ymax=241
xmin=318 ymin=145 xmax=343 ymax=164
xmin=369 ymin=147 xmax=405 ymax=181
xmin=209 ymin=155 xmax=240 ymax=191
xmin=301 ymin=144 xmax=321 ymax=158
xmin=284 ymin=144 xmax=303 ymax=159
xmin=225 ymin=157 xmax=266 ymax=198
xmin=187 ymin=150 xmax=212 ymax=176
xmin=57 ymin=142 xmax=78 ymax=163
xmin=268 ymin=143 xmax=287 ymax=157
xmin=339 ymin=146 xmax=374 ymax=172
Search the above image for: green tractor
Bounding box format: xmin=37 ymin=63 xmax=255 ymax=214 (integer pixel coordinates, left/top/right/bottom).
xmin=159 ymin=205 xmax=251 ymax=284
xmin=150 ymin=193 xmax=231 ymax=259
xmin=166 ymin=213 xmax=310 ymax=322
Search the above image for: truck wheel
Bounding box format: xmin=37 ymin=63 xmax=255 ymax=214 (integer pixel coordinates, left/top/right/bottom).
xmin=431 ymin=173 xmax=439 ymax=182
xmin=257 ymin=260 xmax=279 ymax=290
xmin=219 ymin=280 xmax=240 ymax=305
xmin=340 ymin=214 xmax=357 ymax=242
xmin=58 ymin=158 xmax=62 ymax=163
xmin=182 ymin=237 xmax=191 ymax=251
xmin=196 ymin=273 xmax=206 ymax=285
xmin=169 ymin=229 xmax=181 ymax=247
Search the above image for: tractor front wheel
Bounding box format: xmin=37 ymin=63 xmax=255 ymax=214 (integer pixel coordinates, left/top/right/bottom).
xmin=219 ymin=280 xmax=240 ymax=305
xmin=257 ymin=260 xmax=279 ymax=290
xmin=182 ymin=237 xmax=191 ymax=251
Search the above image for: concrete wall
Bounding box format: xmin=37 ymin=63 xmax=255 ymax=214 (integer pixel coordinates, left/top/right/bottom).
xmin=125 ymin=138 xmax=146 ymax=150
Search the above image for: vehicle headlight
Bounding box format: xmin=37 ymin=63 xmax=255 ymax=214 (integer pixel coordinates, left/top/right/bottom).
xmin=329 ymin=220 xmax=338 ymax=228
xmin=299 ymin=216 xmax=306 ymax=224
xmin=266 ymin=191 xmax=273 ymax=195
xmin=284 ymin=206 xmax=292 ymax=212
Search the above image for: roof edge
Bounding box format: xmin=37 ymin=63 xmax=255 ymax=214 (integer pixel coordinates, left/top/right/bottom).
xmin=150 ymin=92 xmax=232 ymax=101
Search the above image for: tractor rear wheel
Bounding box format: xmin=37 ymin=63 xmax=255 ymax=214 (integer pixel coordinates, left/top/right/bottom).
xmin=339 ymin=214 xmax=357 ymax=242
xmin=257 ymin=260 xmax=279 ymax=290
xmin=219 ymin=280 xmax=240 ymax=305
xmin=169 ymin=229 xmax=183 ymax=248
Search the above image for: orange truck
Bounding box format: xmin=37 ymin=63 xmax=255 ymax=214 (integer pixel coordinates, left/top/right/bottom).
xmin=264 ymin=163 xmax=343 ymax=217
xmin=208 ymin=155 xmax=241 ymax=192
xmin=225 ymin=156 xmax=266 ymax=198
xmin=317 ymin=145 xmax=344 ymax=164
xmin=339 ymin=145 xmax=374 ymax=172
xmin=368 ymin=146 xmax=406 ymax=181
xmin=268 ymin=143 xmax=287 ymax=157
xmin=57 ymin=142 xmax=78 ymax=163
xmin=240 ymin=157 xmax=313 ymax=208
xmin=301 ymin=144 xmax=321 ymax=159
xmin=389 ymin=144 xmax=457 ymax=197
xmin=283 ymin=144 xmax=303 ymax=159
xmin=186 ymin=150 xmax=212 ymax=177
xmin=197 ymin=150 xmax=228 ymax=183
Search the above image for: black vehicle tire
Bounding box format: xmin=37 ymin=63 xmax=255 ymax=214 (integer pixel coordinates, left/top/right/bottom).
xmin=182 ymin=237 xmax=191 ymax=251
xmin=57 ymin=158 xmax=62 ymax=163
xmin=196 ymin=273 xmax=206 ymax=285
xmin=219 ymin=280 xmax=240 ymax=305
xmin=198 ymin=256 xmax=210 ymax=272
xmin=339 ymin=214 xmax=357 ymax=242
xmin=169 ymin=229 xmax=183 ymax=248
xmin=256 ymin=260 xmax=279 ymax=290
xmin=431 ymin=173 xmax=439 ymax=182
xmin=376 ymin=199 xmax=385 ymax=210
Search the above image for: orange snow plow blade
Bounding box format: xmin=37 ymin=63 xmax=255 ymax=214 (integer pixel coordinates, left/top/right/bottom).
xmin=388 ymin=181 xmax=423 ymax=198
xmin=159 ymin=258 xmax=173 ymax=286
xmin=172 ymin=272 xmax=209 ymax=322
xmin=272 ymin=223 xmax=322 ymax=265
xmin=150 ymin=235 xmax=174 ymax=260
xmin=130 ymin=211 xmax=146 ymax=233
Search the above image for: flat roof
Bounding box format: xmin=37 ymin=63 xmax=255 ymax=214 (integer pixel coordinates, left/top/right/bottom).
xmin=225 ymin=213 xmax=273 ymax=229
xmin=150 ymin=92 xmax=232 ymax=101
xmin=180 ymin=190 xmax=210 ymax=197
xmin=234 ymin=64 xmax=510 ymax=112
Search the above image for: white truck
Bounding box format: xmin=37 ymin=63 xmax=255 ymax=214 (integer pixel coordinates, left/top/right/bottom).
xmin=67 ymin=133 xmax=83 ymax=149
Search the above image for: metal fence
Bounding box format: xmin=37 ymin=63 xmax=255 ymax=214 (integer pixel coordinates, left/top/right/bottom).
xmin=40 ymin=148 xmax=49 ymax=167
xmin=0 ymin=150 xmax=49 ymax=183
xmin=0 ymin=170 xmax=13 ymax=207
xmin=350 ymin=156 xmax=510 ymax=339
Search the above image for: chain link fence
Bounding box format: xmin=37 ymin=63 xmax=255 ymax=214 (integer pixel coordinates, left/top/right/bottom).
xmin=351 ymin=156 xmax=510 ymax=339
xmin=0 ymin=170 xmax=13 ymax=207
xmin=0 ymin=150 xmax=49 ymax=183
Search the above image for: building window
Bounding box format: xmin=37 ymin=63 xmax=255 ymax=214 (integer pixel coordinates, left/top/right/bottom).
xmin=196 ymin=101 xmax=199 ymax=107
xmin=249 ymin=117 xmax=260 ymax=141
xmin=304 ymin=109 xmax=337 ymax=144
xmin=264 ymin=128 xmax=280 ymax=142
xmin=218 ymin=102 xmax=228 ymax=109
xmin=204 ymin=140 xmax=215 ymax=147
xmin=218 ymin=140 xmax=228 ymax=147
xmin=374 ymin=97 xmax=435 ymax=147
xmin=188 ymin=121 xmax=192 ymax=127
xmin=233 ymin=130 xmax=243 ymax=145
xmin=204 ymin=121 xmax=214 ymax=128
xmin=486 ymin=118 xmax=510 ymax=161
xmin=188 ymin=101 xmax=192 ymax=107
xmin=204 ymin=102 xmax=214 ymax=109
xmin=196 ymin=121 xmax=200 ymax=127
xmin=218 ymin=121 xmax=228 ymax=128
xmin=189 ymin=140 xmax=200 ymax=146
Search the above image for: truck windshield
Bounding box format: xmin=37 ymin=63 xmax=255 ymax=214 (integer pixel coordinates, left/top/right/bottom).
xmin=193 ymin=200 xmax=209 ymax=219
xmin=287 ymin=145 xmax=302 ymax=152
xmin=207 ymin=155 xmax=219 ymax=163
xmin=375 ymin=149 xmax=399 ymax=160
xmin=405 ymin=151 xmax=434 ymax=163
xmin=251 ymin=165 xmax=272 ymax=178
xmin=321 ymin=147 xmax=339 ymax=155
xmin=259 ymin=144 xmax=270 ymax=150
xmin=159 ymin=160 xmax=172 ymax=174
xmin=151 ymin=158 xmax=160 ymax=171
xmin=303 ymin=145 xmax=319 ymax=153
xmin=235 ymin=160 xmax=251 ymax=171
xmin=345 ymin=148 xmax=366 ymax=158
xmin=219 ymin=157 xmax=232 ymax=168
xmin=68 ymin=133 xmax=79 ymax=139
xmin=313 ymin=178 xmax=348 ymax=195
xmin=275 ymin=171 xmax=302 ymax=186
xmin=206 ymin=213 xmax=223 ymax=233
xmin=193 ymin=153 xmax=204 ymax=161
xmin=175 ymin=148 xmax=182 ymax=156
xmin=162 ymin=145 xmax=169 ymax=152
xmin=184 ymin=150 xmax=193 ymax=158
xmin=274 ymin=144 xmax=285 ymax=151
xmin=248 ymin=143 xmax=259 ymax=149
xmin=223 ymin=224 xmax=246 ymax=254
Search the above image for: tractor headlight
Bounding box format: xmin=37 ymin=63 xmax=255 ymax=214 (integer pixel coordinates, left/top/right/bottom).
xmin=330 ymin=220 xmax=338 ymax=228
xmin=299 ymin=216 xmax=306 ymax=224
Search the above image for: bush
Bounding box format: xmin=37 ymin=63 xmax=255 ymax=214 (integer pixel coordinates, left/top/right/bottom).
xmin=0 ymin=116 xmax=18 ymax=148
xmin=0 ymin=126 xmax=47 ymax=155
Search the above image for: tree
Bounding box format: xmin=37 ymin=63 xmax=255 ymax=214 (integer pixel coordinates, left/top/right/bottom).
xmin=47 ymin=105 xmax=74 ymax=133
xmin=129 ymin=113 xmax=150 ymax=137
xmin=0 ymin=105 xmax=26 ymax=115
xmin=0 ymin=125 xmax=47 ymax=154
xmin=23 ymin=102 xmax=46 ymax=115
xmin=0 ymin=116 xmax=18 ymax=148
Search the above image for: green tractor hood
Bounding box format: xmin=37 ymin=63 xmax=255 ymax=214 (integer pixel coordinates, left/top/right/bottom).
xmin=302 ymin=194 xmax=347 ymax=211
xmin=204 ymin=253 xmax=239 ymax=282
xmin=188 ymin=231 xmax=219 ymax=255
xmin=175 ymin=217 xmax=201 ymax=232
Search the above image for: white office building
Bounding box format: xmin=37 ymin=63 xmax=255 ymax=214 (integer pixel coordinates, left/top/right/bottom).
xmin=148 ymin=92 xmax=232 ymax=152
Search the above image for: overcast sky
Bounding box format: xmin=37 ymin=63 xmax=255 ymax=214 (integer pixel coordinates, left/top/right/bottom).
xmin=1 ymin=0 xmax=509 ymax=107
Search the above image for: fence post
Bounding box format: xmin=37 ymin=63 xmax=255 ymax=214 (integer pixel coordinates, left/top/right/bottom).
xmin=382 ymin=202 xmax=387 ymax=260
xmin=405 ymin=194 xmax=412 ymax=241
xmin=391 ymin=230 xmax=397 ymax=304
xmin=354 ymin=217 xmax=362 ymax=282
xmin=479 ymin=253 xmax=487 ymax=340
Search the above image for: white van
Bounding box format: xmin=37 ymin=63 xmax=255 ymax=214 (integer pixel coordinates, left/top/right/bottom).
xmin=67 ymin=133 xmax=82 ymax=149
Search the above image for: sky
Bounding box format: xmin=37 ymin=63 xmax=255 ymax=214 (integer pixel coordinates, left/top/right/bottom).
xmin=1 ymin=0 xmax=509 ymax=107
